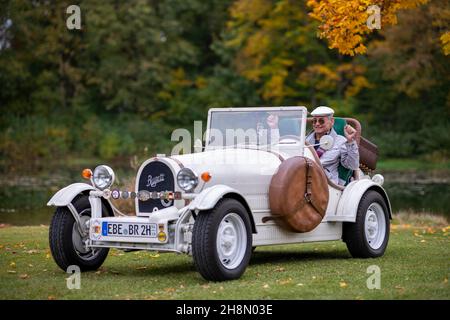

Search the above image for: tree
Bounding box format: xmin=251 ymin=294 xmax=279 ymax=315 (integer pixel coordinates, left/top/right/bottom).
xmin=307 ymin=0 xmax=431 ymax=55
xmin=221 ymin=0 xmax=370 ymax=112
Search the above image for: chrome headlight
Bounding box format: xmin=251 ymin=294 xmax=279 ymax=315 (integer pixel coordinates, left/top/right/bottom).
xmin=93 ymin=165 xmax=115 ymax=190
xmin=177 ymin=168 xmax=198 ymax=192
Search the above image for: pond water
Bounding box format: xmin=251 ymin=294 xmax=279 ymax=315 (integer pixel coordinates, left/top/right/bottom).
xmin=0 ymin=170 xmax=448 ymax=226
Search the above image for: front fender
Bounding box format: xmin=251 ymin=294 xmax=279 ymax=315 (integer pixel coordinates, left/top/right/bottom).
xmin=188 ymin=184 xmax=256 ymax=233
xmin=47 ymin=183 xmax=95 ymax=207
xmin=333 ymin=179 xmax=392 ymax=222
xmin=188 ymin=185 xmax=244 ymax=211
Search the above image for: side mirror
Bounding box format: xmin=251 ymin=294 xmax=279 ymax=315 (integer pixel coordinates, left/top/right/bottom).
xmin=194 ymin=139 xmax=203 ymax=153
xmin=319 ymin=135 xmax=334 ymax=150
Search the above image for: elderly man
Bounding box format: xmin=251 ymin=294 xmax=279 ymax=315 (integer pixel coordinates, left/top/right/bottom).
xmin=306 ymin=106 xmax=359 ymax=185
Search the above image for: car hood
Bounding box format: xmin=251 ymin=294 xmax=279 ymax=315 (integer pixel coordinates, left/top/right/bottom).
xmin=171 ymin=148 xmax=283 ymax=195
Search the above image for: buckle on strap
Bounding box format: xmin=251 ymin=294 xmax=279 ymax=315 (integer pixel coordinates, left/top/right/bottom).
xmin=304 ymin=193 xmax=312 ymax=203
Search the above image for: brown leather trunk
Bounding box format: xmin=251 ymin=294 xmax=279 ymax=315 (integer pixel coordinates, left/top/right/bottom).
xmin=269 ymin=156 xmax=329 ymax=233
xmin=359 ymin=136 xmax=378 ymax=171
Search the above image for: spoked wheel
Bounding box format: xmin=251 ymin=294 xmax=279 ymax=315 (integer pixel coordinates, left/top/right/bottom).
xmin=192 ymin=199 xmax=252 ymax=281
xmin=343 ymin=190 xmax=390 ymax=258
xmin=49 ymin=195 xmax=111 ymax=271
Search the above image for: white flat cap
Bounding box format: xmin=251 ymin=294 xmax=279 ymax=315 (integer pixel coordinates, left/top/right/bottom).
xmin=311 ymin=106 xmax=334 ymax=116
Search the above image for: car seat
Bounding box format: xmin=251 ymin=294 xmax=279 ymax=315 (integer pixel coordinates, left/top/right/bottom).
xmin=333 ymin=117 xmax=353 ymax=185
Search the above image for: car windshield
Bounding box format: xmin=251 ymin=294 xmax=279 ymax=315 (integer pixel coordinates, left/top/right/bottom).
xmin=207 ymin=108 xmax=305 ymax=148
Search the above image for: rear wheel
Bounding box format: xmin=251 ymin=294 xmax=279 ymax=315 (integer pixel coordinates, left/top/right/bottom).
xmin=49 ymin=195 xmax=111 ymax=271
xmin=192 ymin=199 xmax=252 ymax=281
xmin=343 ymin=190 xmax=390 ymax=258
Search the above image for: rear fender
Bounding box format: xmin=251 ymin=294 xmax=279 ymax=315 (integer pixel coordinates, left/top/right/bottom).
xmin=332 ymin=179 xmax=392 ymax=222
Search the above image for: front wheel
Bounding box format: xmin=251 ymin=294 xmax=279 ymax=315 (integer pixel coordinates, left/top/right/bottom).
xmin=192 ymin=199 xmax=252 ymax=281
xmin=49 ymin=195 xmax=111 ymax=272
xmin=343 ymin=190 xmax=390 ymax=258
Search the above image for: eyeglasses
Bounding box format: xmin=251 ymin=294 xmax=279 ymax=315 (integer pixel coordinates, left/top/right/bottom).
xmin=312 ymin=117 xmax=328 ymax=125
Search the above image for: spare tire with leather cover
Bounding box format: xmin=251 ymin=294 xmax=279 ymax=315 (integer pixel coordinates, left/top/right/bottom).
xmin=269 ymin=156 xmax=329 ymax=232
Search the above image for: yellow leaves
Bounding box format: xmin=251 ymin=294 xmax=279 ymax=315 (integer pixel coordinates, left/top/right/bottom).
xmin=298 ymin=64 xmax=339 ymax=92
xmin=263 ymin=284 xmax=270 ymax=289
xmin=229 ymin=0 xmax=272 ymax=23
xmin=339 ymin=281 xmax=348 ymax=288
xmin=306 ymin=0 xmax=430 ymax=55
xmin=9 ymin=262 xmax=16 ymax=268
xmin=441 ymin=32 xmax=450 ymax=55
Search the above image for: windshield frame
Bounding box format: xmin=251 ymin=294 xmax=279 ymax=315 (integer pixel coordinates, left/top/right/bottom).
xmin=205 ymin=106 xmax=307 ymax=150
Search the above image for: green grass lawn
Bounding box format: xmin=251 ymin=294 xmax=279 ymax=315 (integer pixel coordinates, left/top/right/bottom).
xmin=0 ymin=223 xmax=449 ymax=300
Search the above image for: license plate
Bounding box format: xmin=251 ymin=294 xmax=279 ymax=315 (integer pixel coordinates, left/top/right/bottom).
xmin=102 ymin=222 xmax=157 ymax=238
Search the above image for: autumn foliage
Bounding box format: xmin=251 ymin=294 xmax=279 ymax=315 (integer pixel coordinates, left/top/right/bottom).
xmin=307 ymin=0 xmax=432 ymax=55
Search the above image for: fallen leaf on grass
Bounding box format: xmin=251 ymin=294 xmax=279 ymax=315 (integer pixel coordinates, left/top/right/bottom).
xmin=45 ymin=253 xmax=50 ymax=259
xmin=339 ymin=281 xmax=348 ymax=288
xmin=48 ymin=296 xmax=56 ymax=300
xmin=296 ymin=283 xmax=304 ymax=286
xmin=394 ymin=285 xmax=404 ymax=290
xmin=136 ymin=266 xmax=147 ymax=270
xmin=7 ymin=270 xmax=16 ymax=274
xmin=263 ymin=284 xmax=269 ymax=289
xmin=274 ymin=267 xmax=285 ymax=272
xmin=444 ymin=278 xmax=448 ymax=284
xmin=149 ymin=253 xmax=160 ymax=258
xmin=278 ymin=278 xmax=292 ymax=285
xmin=420 ymin=239 xmax=426 ymax=243
xmin=201 ymin=284 xmax=210 ymax=289
xmin=26 ymin=250 xmax=39 ymax=254
xmin=9 ymin=262 xmax=16 ymax=268
xmin=19 ymin=274 xmax=29 ymax=279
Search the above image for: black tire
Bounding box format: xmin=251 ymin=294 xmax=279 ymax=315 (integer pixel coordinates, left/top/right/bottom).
xmin=343 ymin=190 xmax=390 ymax=258
xmin=49 ymin=195 xmax=111 ymax=272
xmin=192 ymin=198 xmax=252 ymax=281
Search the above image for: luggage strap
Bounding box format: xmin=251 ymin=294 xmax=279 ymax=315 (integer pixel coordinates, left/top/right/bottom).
xmin=304 ymin=158 xmax=322 ymax=214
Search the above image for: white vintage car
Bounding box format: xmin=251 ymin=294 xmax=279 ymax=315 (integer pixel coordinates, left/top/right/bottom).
xmin=47 ymin=106 xmax=391 ymax=281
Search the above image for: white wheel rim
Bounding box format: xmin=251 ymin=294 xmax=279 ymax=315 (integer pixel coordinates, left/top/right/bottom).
xmin=365 ymin=203 xmax=386 ymax=250
xmin=71 ymin=209 xmax=99 ymax=260
xmin=216 ymin=213 xmax=247 ymax=270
